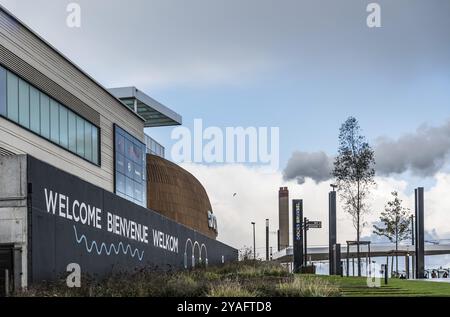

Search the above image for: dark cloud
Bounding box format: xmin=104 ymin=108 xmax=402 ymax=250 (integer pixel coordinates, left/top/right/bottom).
xmin=283 ymin=151 xmax=333 ymax=184
xmin=283 ymin=120 xmax=450 ymax=183
xmin=375 ymin=121 xmax=450 ymax=177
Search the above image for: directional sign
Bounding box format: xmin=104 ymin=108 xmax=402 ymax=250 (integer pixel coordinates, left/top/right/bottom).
xmin=307 ymin=221 xmax=322 ymax=229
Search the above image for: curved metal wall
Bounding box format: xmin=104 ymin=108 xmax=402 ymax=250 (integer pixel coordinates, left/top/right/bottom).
xmin=146 ymin=155 xmax=217 ymax=239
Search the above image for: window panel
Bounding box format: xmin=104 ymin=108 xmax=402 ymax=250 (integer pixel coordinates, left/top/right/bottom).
xmin=116 ymin=173 xmax=125 ymax=194
xmin=116 ymin=153 xmax=125 ymax=175
xmin=18 ymin=79 xmax=30 ymax=128
xmin=116 ymin=133 xmax=125 ymax=154
xmin=1 ymin=68 xmax=100 ymax=165
xmin=92 ymin=127 xmax=99 ymax=164
xmin=50 ymin=100 xmax=59 ymax=143
xmin=29 ymin=86 xmax=40 ymax=133
xmin=125 ymin=177 xmax=134 ymax=198
xmin=68 ymin=111 xmax=76 ymax=152
xmin=134 ymin=183 xmax=143 ymax=201
xmin=40 ymin=94 xmax=50 ymax=138
xmin=0 ymin=66 xmax=6 ymax=116
xmin=84 ymin=121 xmax=92 ymax=161
xmin=6 ymin=71 xmax=18 ymax=122
xmin=59 ymin=106 xmax=68 ymax=148
xmin=114 ymin=125 xmax=146 ymax=207
xmin=76 ymin=116 xmax=84 ymax=157
xmin=125 ymin=158 xmax=134 ymax=179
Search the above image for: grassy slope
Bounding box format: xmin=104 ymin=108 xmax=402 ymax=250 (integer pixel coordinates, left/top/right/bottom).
xmin=314 ymin=275 xmax=450 ymax=297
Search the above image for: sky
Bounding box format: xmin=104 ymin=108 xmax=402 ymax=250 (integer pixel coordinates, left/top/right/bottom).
xmin=1 ymin=0 xmax=450 ymax=266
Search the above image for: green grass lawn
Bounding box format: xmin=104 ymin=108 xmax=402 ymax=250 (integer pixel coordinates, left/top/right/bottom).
xmin=314 ymin=275 xmax=450 ymax=297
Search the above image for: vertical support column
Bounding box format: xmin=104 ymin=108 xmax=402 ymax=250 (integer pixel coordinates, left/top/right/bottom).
xmin=415 ymin=187 xmax=425 ymax=278
xmin=292 ymin=199 xmax=304 ymax=273
xmin=303 ymin=217 xmax=308 ymax=266
xmin=279 ymin=187 xmax=289 ymax=250
xmin=277 ymin=230 xmax=280 ymax=251
xmin=346 ymin=244 xmax=350 ymax=276
xmin=329 ymin=191 xmax=337 ymax=275
xmin=4 ymin=269 xmax=9 ymax=297
xmin=333 ymin=244 xmax=342 ymax=275
xmin=405 ymin=254 xmax=410 ymax=279
xmin=411 ymin=215 xmax=415 ymax=279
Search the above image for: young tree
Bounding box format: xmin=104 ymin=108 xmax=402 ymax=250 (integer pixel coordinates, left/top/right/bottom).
xmin=373 ymin=191 xmax=412 ymax=274
xmin=332 ymin=117 xmax=375 ymax=277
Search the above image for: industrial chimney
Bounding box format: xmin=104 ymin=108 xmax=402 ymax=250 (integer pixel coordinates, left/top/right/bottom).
xmin=278 ymin=187 xmax=289 ymax=250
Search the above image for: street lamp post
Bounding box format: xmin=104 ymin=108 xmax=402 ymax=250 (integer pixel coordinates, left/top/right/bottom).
xmin=266 ymin=219 xmax=269 ymax=261
xmin=411 ymin=214 xmax=415 ymax=279
xmin=251 ymin=222 xmax=256 ymax=260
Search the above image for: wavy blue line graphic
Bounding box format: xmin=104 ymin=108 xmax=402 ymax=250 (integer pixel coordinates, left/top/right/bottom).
xmin=73 ymin=225 xmax=144 ymax=261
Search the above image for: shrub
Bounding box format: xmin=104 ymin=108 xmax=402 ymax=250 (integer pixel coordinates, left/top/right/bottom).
xmin=276 ymin=276 xmax=340 ymax=297
xmin=208 ymin=280 xmax=257 ymax=297
xmin=162 ymin=273 xmax=207 ymax=297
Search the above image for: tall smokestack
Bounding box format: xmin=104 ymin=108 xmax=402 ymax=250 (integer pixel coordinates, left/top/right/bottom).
xmin=278 ymin=187 xmax=289 ymax=250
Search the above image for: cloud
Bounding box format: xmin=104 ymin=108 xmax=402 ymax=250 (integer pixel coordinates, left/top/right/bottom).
xmin=284 ymin=120 xmax=450 ymax=183
xmin=283 ymin=151 xmax=333 ymax=184
xmin=180 ymin=163 xmax=450 ymax=255
xmin=375 ymin=121 xmax=450 ymax=177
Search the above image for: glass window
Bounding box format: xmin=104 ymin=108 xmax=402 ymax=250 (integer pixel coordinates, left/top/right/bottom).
xmin=68 ymin=111 xmax=76 ymax=152
xmin=116 ymin=173 xmax=125 ymax=194
xmin=29 ymin=86 xmax=40 ymax=133
xmin=134 ymin=183 xmax=143 ymax=201
xmin=125 ymin=177 xmax=134 ymax=198
xmin=114 ymin=125 xmax=146 ymax=207
xmin=84 ymin=121 xmax=92 ymax=161
xmin=76 ymin=116 xmax=84 ymax=157
xmin=92 ymin=127 xmax=99 ymax=164
xmin=133 ymin=163 xmax=142 ymax=182
xmin=0 ymin=66 xmax=6 ymax=116
xmin=1 ymin=68 xmax=100 ymax=165
xmin=116 ymin=153 xmax=125 ymax=174
xmin=40 ymin=93 xmax=50 ymax=138
xmin=18 ymin=79 xmax=30 ymax=128
xmin=116 ymin=133 xmax=125 ymax=155
xmin=6 ymin=71 xmax=18 ymax=122
xmin=59 ymin=106 xmax=68 ymax=148
xmin=125 ymin=158 xmax=134 ymax=179
xmin=50 ymin=100 xmax=59 ymax=143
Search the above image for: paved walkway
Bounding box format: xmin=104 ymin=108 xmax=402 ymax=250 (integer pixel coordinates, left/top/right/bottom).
xmin=418 ymin=278 xmax=450 ymax=283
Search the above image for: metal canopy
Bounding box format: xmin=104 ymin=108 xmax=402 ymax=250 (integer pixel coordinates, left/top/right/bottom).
xmin=108 ymin=87 xmax=182 ymax=127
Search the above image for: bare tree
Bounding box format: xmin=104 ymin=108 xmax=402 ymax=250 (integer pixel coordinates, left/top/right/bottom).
xmin=373 ymin=191 xmax=412 ymax=275
xmin=332 ymin=117 xmax=376 ymax=277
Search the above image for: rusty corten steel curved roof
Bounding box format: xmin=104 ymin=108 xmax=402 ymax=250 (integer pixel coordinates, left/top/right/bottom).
xmin=146 ymin=154 xmax=217 ymax=239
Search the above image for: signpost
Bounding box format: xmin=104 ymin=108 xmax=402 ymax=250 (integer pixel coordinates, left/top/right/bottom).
xmin=292 ymin=200 xmax=303 ymax=273
xmin=307 ymin=221 xmax=322 ymax=229
xmin=303 ymin=219 xmax=322 ymax=265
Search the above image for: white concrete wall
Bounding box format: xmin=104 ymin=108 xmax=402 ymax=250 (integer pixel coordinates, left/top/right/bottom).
xmin=0 ymin=155 xmax=28 ymax=288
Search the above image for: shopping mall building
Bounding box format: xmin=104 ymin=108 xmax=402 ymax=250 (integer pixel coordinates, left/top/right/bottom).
xmin=0 ymin=6 xmax=236 ymax=294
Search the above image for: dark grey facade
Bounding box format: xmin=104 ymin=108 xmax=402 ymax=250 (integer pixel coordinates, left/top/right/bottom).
xmin=27 ymin=156 xmax=237 ymax=283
